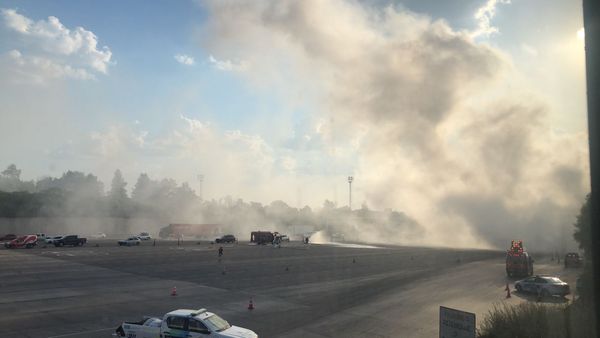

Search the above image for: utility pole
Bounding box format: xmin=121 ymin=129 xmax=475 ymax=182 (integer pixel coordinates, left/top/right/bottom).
xmin=347 ymin=176 xmax=353 ymax=210
xmin=197 ymin=174 xmax=204 ymax=200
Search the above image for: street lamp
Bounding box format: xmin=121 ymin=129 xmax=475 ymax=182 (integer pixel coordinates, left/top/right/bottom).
xmin=347 ymin=176 xmax=353 ymax=210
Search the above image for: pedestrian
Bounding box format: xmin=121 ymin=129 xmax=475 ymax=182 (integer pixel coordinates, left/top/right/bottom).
xmin=218 ymin=246 xmax=223 ymax=257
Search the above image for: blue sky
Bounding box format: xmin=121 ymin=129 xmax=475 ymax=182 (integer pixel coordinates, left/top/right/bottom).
xmin=0 ymin=1 xmax=589 ymax=248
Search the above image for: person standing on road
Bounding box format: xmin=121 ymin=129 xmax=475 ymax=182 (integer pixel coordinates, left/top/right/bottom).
xmin=218 ymin=246 xmax=223 ymax=257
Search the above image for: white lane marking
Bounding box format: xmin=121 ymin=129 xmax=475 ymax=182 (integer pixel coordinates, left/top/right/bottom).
xmin=47 ymin=327 xmax=115 ymax=338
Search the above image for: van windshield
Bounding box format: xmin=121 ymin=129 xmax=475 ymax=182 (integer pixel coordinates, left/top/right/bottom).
xmin=202 ymin=314 xmax=230 ymax=332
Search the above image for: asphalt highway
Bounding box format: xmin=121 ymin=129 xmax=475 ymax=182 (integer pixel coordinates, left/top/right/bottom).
xmin=0 ymin=239 xmax=579 ymax=337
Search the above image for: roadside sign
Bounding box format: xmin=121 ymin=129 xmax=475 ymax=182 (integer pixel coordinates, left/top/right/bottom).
xmin=439 ymin=306 xmax=476 ymax=338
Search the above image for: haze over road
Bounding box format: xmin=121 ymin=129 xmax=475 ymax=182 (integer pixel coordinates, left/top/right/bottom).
xmin=0 ymin=240 xmax=578 ymax=337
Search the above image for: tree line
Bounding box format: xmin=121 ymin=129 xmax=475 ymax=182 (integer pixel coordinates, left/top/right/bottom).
xmin=0 ymin=164 xmax=424 ymax=242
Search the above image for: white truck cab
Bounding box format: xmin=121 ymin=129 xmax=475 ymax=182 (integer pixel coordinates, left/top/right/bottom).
xmin=117 ymin=308 xmax=258 ymax=338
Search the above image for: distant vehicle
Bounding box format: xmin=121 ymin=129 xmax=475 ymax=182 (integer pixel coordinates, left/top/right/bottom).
xmin=506 ymin=240 xmax=533 ymax=277
xmin=215 ymin=235 xmax=236 ymax=243
xmin=159 ymin=223 xmax=222 ymax=239
xmin=54 ymin=235 xmax=86 ymax=247
xmin=137 ymin=232 xmax=152 ymax=240
xmin=278 ymin=234 xmax=290 ymax=242
xmin=35 ymin=233 xmax=47 ymax=242
xmin=0 ymin=234 xmax=17 ymax=242
xmin=91 ymin=232 xmax=107 ymax=239
xmin=250 ymin=231 xmax=275 ymax=245
xmin=564 ymin=252 xmax=583 ymax=268
xmin=46 ymin=236 xmax=64 ymax=244
xmin=5 ymin=235 xmax=37 ymax=249
xmin=515 ymin=275 xmax=570 ymax=297
xmin=119 ymin=237 xmax=141 ymax=246
xmin=115 ymin=308 xmax=258 ymax=338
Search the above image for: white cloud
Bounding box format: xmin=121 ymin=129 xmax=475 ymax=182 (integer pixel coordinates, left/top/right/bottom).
xmin=208 ymin=55 xmax=247 ymax=71
xmin=521 ymin=43 xmax=538 ymax=56
xmin=2 ymin=49 xmax=95 ymax=83
xmin=471 ymin=0 xmax=510 ymax=38
xmin=0 ymin=8 xmax=112 ymax=82
xmin=2 ymin=8 xmax=31 ymax=33
xmin=174 ymin=54 xmax=195 ymax=65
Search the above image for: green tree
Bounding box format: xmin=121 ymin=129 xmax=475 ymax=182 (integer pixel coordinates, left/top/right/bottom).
xmin=108 ymin=169 xmax=130 ymax=217
xmin=132 ymin=173 xmax=152 ymax=201
xmin=573 ymin=193 xmax=594 ymax=304
xmin=573 ymin=193 xmax=591 ymax=255
xmin=1 ymin=164 xmax=21 ymax=179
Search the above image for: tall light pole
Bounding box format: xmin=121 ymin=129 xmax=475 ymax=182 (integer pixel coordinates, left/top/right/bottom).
xmin=347 ymin=176 xmax=353 ymax=210
xmin=197 ymin=174 xmax=204 ymax=200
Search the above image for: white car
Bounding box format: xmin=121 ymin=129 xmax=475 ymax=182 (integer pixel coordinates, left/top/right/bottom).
xmin=116 ymin=308 xmax=258 ymax=338
xmin=118 ymin=237 xmax=141 ymax=246
xmin=46 ymin=236 xmax=64 ymax=244
xmin=515 ymin=275 xmax=570 ymax=297
xmin=138 ymin=232 xmax=152 ymax=240
xmin=91 ymin=232 xmax=107 ymax=238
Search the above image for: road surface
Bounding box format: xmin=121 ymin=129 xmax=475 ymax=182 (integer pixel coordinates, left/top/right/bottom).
xmin=0 ymin=240 xmax=579 ymax=337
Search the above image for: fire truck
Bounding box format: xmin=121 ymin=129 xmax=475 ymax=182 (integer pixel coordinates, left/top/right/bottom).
xmin=506 ymin=240 xmax=534 ymax=277
xmin=250 ymin=231 xmax=275 ymax=245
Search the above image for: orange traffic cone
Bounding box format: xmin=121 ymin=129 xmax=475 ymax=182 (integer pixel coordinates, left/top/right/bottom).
xmin=248 ymin=298 xmax=254 ymax=310
xmin=171 ymin=286 xmax=177 ymax=296
xmin=505 ymin=283 xmax=511 ymax=298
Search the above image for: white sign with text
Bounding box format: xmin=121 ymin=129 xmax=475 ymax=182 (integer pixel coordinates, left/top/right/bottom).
xmin=439 ymin=306 xmax=476 ymax=338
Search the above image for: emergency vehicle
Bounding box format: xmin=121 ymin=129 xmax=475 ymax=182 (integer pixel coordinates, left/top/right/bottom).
xmin=506 ymin=240 xmax=534 ymax=277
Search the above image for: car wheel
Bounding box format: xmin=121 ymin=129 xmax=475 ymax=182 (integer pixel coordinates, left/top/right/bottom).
xmin=516 ymin=284 xmax=522 ymax=293
xmin=136 ymin=242 xmax=140 ymax=246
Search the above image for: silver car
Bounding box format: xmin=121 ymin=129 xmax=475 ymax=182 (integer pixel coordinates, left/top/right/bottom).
xmin=46 ymin=236 xmax=64 ymax=244
xmin=118 ymin=237 xmax=141 ymax=246
xmin=515 ymin=275 xmax=570 ymax=297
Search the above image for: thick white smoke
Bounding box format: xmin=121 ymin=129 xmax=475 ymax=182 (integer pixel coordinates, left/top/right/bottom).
xmin=198 ymin=0 xmax=589 ymax=249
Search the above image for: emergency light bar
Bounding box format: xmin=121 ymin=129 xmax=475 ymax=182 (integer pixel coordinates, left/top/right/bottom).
xmin=190 ymin=309 xmax=207 ymax=316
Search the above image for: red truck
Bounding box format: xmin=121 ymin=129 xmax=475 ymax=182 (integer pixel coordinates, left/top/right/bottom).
xmin=0 ymin=234 xmax=17 ymax=242
xmin=4 ymin=235 xmax=37 ymax=249
xmin=506 ymin=240 xmax=534 ymax=277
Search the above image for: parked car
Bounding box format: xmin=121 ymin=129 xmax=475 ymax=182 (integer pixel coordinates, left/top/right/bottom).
xmin=115 ymin=308 xmax=257 ymax=338
xmin=515 ymin=275 xmax=570 ymax=297
xmin=54 ymin=235 xmax=87 ymax=247
xmin=215 ymin=235 xmax=237 ymax=243
xmin=0 ymin=234 xmax=17 ymax=242
xmin=564 ymin=252 xmax=583 ymax=268
xmin=5 ymin=235 xmax=37 ymax=249
xmin=91 ymin=232 xmax=107 ymax=239
xmin=137 ymin=232 xmax=152 ymax=240
xmin=118 ymin=237 xmax=141 ymax=246
xmin=46 ymin=236 xmax=64 ymax=244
